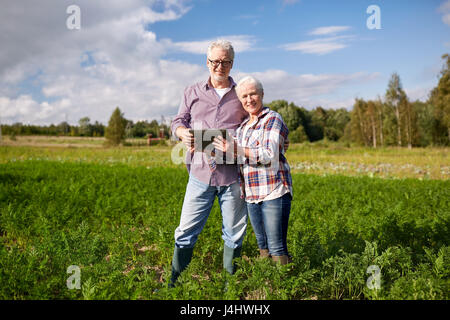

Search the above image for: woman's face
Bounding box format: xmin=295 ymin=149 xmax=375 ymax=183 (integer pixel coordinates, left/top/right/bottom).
xmin=237 ymin=82 xmax=263 ymax=117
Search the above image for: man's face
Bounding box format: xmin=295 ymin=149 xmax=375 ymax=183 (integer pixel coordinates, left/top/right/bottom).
xmin=207 ymin=47 xmax=233 ymax=83
xmin=237 ymin=82 xmax=263 ymax=116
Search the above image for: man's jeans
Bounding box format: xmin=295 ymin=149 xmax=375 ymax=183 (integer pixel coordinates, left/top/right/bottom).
xmin=247 ymin=192 xmax=292 ymax=256
xmin=174 ymin=175 xmax=248 ymax=249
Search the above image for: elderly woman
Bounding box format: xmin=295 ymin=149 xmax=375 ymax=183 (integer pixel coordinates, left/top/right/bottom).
xmin=213 ymin=76 xmax=293 ymax=264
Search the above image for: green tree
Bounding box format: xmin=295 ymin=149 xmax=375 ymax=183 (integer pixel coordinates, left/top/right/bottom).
xmin=57 ymin=121 xmax=71 ymax=136
xmin=78 ymin=117 xmax=92 ymax=136
xmin=350 ymin=98 xmax=390 ymax=147
xmin=91 ymin=121 xmax=105 ymax=137
xmin=401 ymin=97 xmax=419 ymax=148
xmin=268 ymin=100 xmax=311 ymax=141
xmin=129 ymin=120 xmax=147 ymax=138
xmin=307 ymin=107 xmax=327 ymax=142
xmin=324 ymin=108 xmax=351 ymax=141
xmin=349 ymin=99 xmax=370 ymax=146
xmin=267 ymin=100 xmax=289 ymax=113
xmin=105 ymin=107 xmax=127 ymax=146
xmin=413 ymin=101 xmax=435 ymax=147
xmin=385 ymin=73 xmax=407 ymax=146
xmin=268 ymin=101 xmax=351 ymax=143
xmin=429 ymin=54 xmax=450 ymax=145
xmin=366 ymin=100 xmax=379 ymax=147
xmin=278 ymin=103 xmax=302 ymax=133
xmin=289 ymin=125 xmax=308 ymax=143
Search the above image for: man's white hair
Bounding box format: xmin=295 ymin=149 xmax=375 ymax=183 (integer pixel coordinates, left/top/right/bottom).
xmin=236 ymin=75 xmax=264 ymax=96
xmin=207 ymin=39 xmax=235 ymax=60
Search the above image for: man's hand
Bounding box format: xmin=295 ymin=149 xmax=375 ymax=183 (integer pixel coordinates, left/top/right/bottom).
xmin=176 ymin=126 xmax=195 ymax=153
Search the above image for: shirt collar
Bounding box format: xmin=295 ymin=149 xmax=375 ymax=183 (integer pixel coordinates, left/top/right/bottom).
xmin=241 ymin=106 xmax=270 ymax=126
xmin=203 ymin=76 xmax=236 ymax=90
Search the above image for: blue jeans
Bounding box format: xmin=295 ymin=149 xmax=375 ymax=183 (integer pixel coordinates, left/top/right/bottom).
xmin=247 ymin=192 xmax=292 ymax=256
xmin=174 ymin=175 xmax=248 ymax=249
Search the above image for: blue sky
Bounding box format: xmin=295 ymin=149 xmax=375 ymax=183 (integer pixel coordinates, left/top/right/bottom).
xmin=152 ymin=0 xmax=448 ymax=99
xmin=0 ymin=0 xmax=449 ymax=125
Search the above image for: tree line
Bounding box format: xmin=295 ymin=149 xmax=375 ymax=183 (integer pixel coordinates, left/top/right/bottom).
xmin=1 ymin=114 xmax=170 ymax=140
xmin=270 ymin=54 xmax=449 ymax=147
xmin=2 ymin=54 xmax=448 ymax=147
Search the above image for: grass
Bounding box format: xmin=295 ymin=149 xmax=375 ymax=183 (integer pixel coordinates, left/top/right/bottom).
xmin=1 ymin=135 xmax=448 ymax=179
xmin=285 ymin=142 xmax=449 ymax=180
xmin=0 ymin=137 xmax=449 ymax=300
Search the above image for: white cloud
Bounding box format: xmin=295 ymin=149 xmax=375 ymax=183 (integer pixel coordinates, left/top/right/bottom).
xmin=281 ymin=25 xmax=354 ymax=55
xmin=0 ymin=1 xmax=188 ymax=78
xmin=0 ymin=1 xmax=382 ymax=125
xmin=171 ymin=35 xmax=258 ymax=55
xmin=234 ymin=70 xmax=380 ymax=109
xmin=309 ymin=26 xmax=351 ymax=36
xmin=0 ymin=1 xmax=268 ymax=125
xmin=282 ymin=0 xmax=300 ymax=5
xmin=233 ymin=14 xmax=261 ymax=25
xmin=281 ymin=35 xmax=355 ymax=55
xmin=443 ymin=14 xmax=450 ymax=25
xmin=0 ymin=0 xmax=204 ymax=125
xmin=438 ymin=0 xmax=450 ymax=26
xmin=439 ymin=0 xmax=450 ymax=12
xmin=0 ymin=95 xmax=71 ymax=123
xmin=405 ymin=86 xmax=433 ymax=102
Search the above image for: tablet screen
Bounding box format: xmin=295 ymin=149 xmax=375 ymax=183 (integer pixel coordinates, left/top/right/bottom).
xmin=189 ymin=129 xmax=227 ymax=151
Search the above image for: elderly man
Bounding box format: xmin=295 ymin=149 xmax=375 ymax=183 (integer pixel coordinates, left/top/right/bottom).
xmin=169 ymin=39 xmax=248 ymax=287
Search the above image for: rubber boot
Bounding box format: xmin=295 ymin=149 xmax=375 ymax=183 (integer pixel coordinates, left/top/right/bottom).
xmin=223 ymin=245 xmax=242 ymax=275
xmin=168 ymin=246 xmax=194 ymax=288
xmin=271 ymin=255 xmax=290 ymax=265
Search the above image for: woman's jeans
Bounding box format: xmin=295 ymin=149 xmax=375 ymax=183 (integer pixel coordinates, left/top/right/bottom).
xmin=174 ymin=174 xmax=248 ymax=249
xmin=247 ymin=192 xmax=292 ymax=256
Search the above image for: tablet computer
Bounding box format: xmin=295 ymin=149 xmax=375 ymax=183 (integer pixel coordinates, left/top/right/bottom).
xmin=189 ymin=129 xmax=227 ymax=151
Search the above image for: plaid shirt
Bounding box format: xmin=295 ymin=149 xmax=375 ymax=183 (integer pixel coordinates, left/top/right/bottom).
xmin=236 ymin=107 xmax=293 ymax=202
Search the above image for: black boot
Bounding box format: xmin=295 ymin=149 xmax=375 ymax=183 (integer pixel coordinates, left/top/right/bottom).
xmin=169 ymin=246 xmax=193 ymax=288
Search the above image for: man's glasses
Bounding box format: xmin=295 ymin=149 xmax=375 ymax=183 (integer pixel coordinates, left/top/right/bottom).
xmin=208 ymin=59 xmax=233 ymax=68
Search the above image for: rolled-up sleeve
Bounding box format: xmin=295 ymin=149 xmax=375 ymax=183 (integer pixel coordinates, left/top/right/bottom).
xmin=171 ymin=87 xmax=192 ymax=140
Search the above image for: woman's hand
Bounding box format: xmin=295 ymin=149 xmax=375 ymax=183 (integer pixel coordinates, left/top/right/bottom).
xmin=212 ymin=135 xmax=234 ymax=154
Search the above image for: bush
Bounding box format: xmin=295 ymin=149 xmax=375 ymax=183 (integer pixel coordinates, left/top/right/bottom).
xmin=289 ymin=125 xmax=308 ymax=143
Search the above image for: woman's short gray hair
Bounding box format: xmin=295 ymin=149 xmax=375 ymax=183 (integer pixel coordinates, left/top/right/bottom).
xmin=207 ymin=39 xmax=235 ymax=60
xmin=236 ymin=76 xmax=264 ymax=96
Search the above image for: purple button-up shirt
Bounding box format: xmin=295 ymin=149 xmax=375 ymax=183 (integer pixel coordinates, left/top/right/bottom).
xmin=171 ymin=77 xmax=248 ymax=186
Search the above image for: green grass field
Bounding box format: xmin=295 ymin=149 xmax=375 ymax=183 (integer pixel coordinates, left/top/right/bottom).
xmin=0 ymin=137 xmax=449 ymax=299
